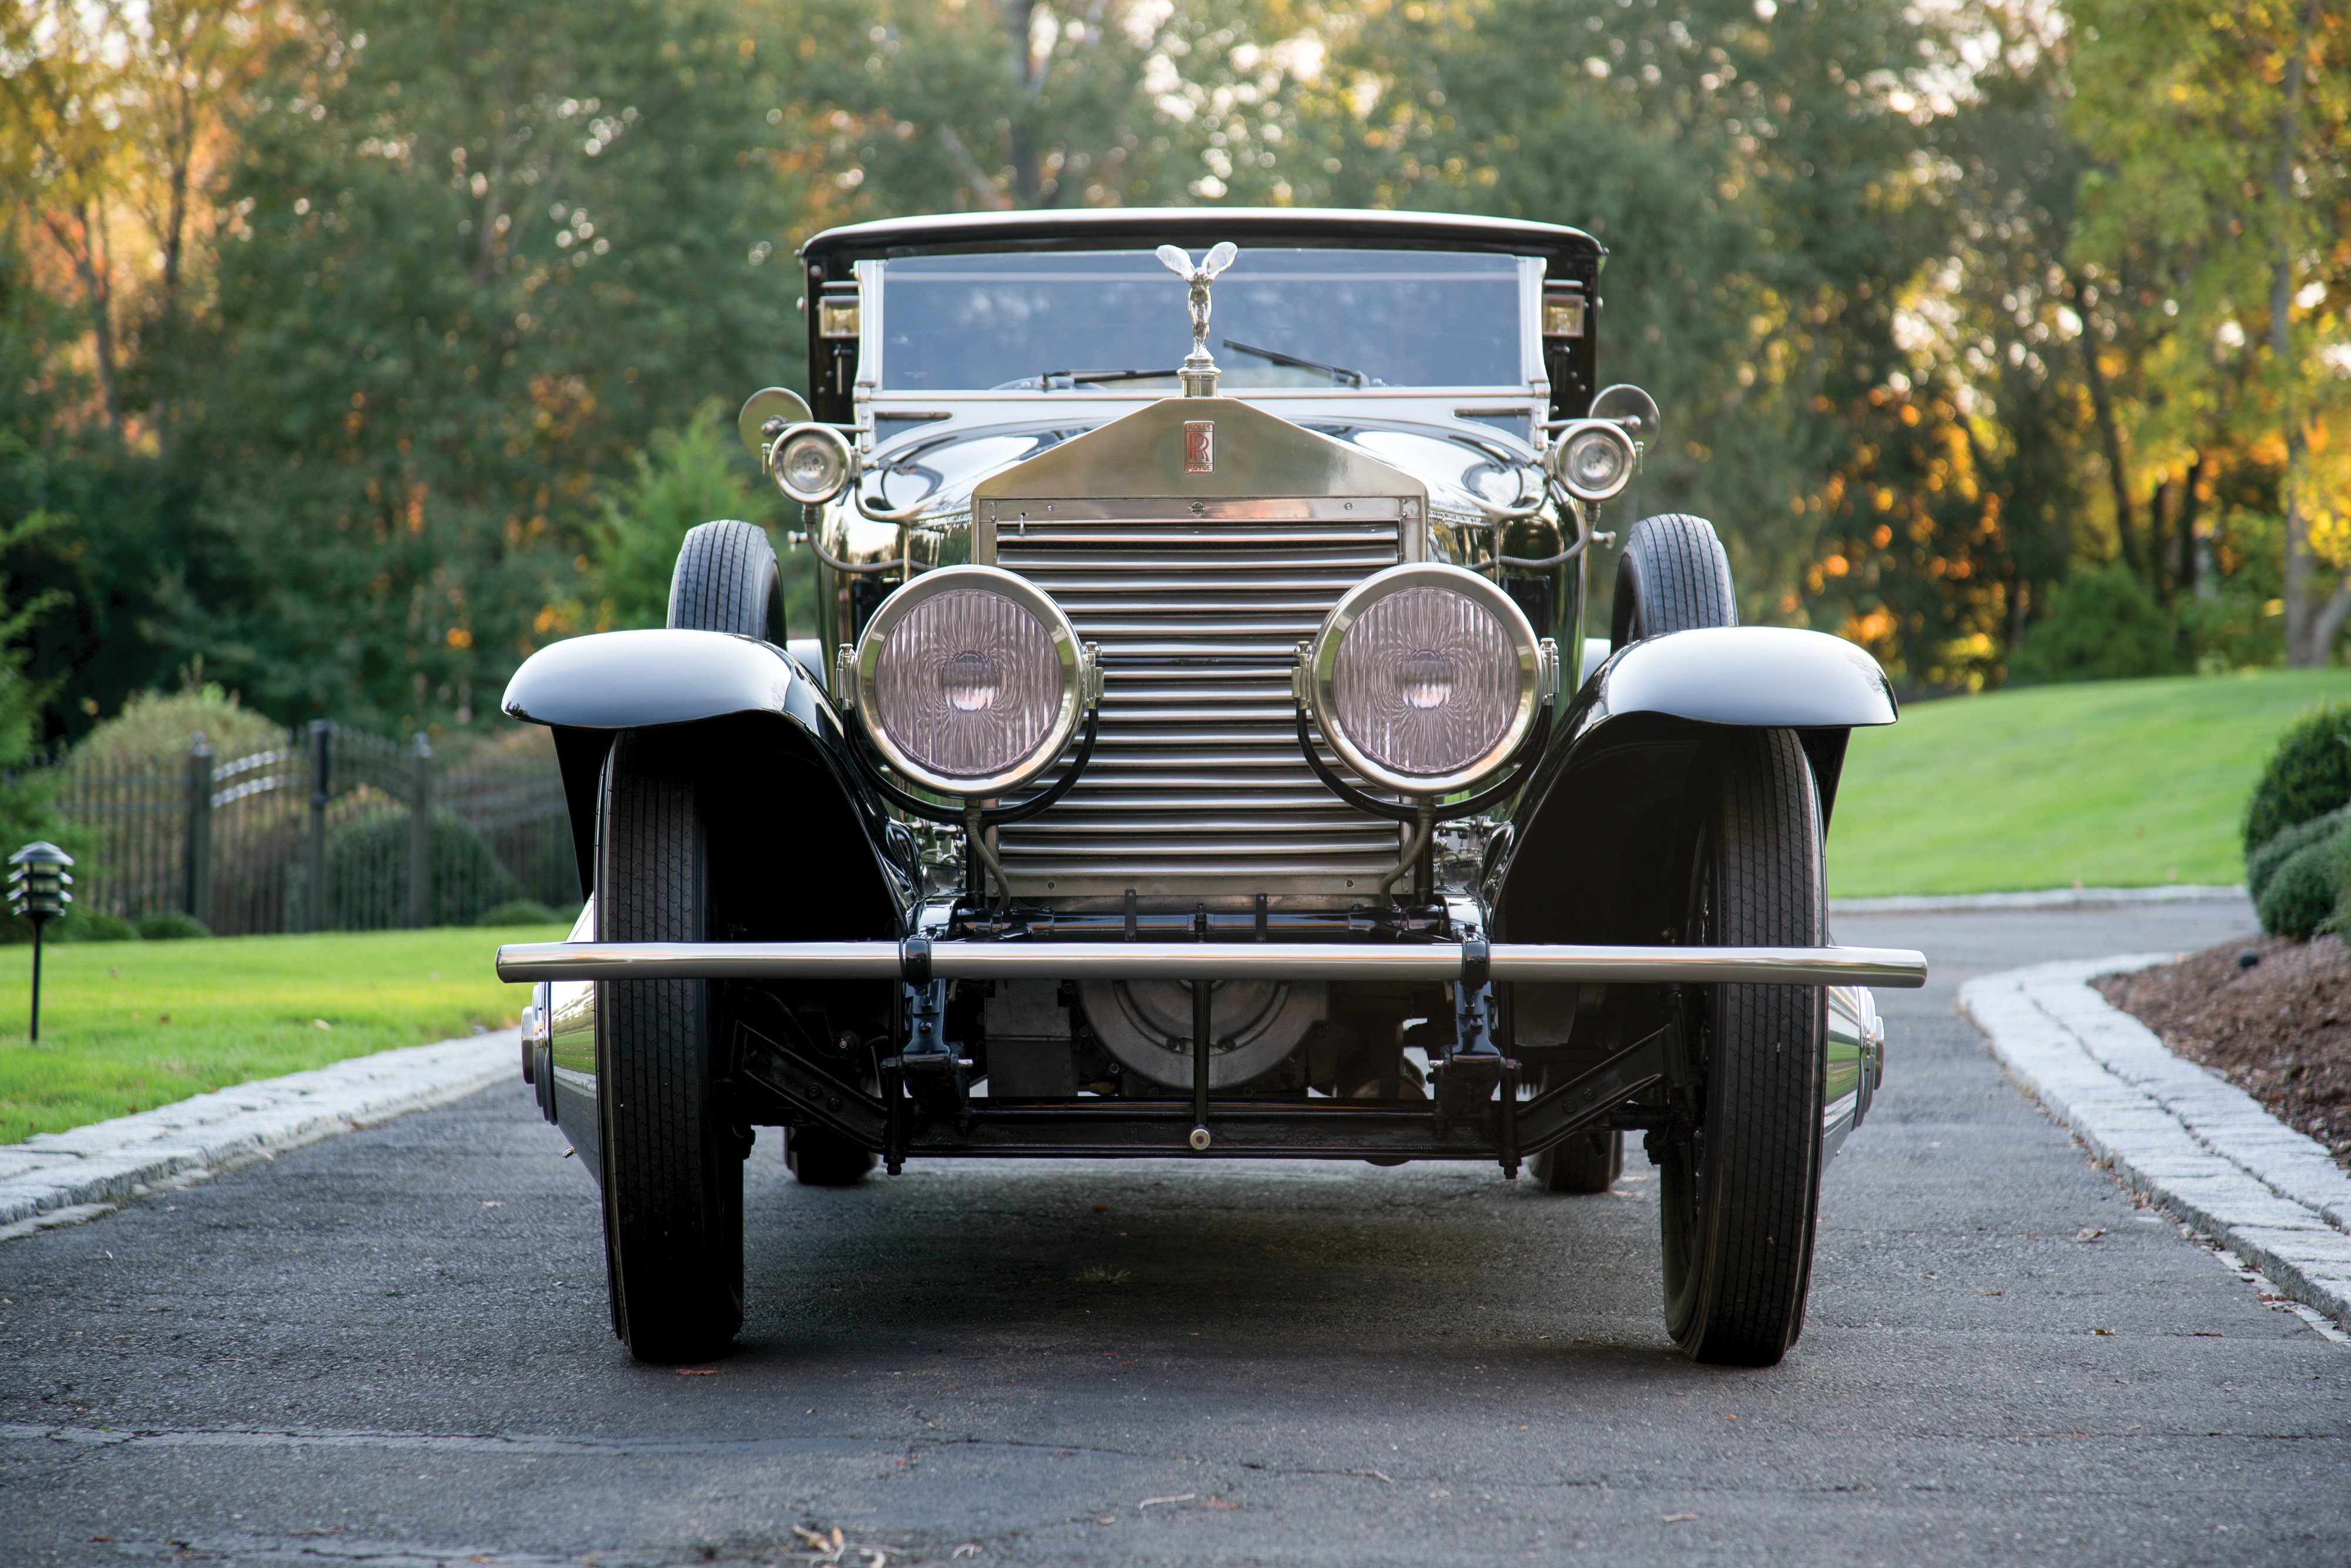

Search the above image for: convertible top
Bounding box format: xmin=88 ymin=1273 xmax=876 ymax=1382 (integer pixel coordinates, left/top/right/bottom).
xmin=799 ymin=206 xmax=1603 ymax=272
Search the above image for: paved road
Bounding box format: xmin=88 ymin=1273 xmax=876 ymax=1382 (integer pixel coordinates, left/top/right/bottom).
xmin=5 ymin=899 xmax=2345 ymax=1568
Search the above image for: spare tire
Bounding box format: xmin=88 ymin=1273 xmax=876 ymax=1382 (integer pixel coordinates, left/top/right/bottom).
xmin=1610 ymin=514 xmax=1736 ymax=651
xmin=669 ymin=519 xmax=784 ymax=641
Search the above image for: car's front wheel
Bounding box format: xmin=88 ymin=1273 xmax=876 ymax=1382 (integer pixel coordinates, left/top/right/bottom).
xmin=1656 ymin=728 xmax=1827 ymax=1366
xmin=597 ymin=731 xmax=745 ymax=1363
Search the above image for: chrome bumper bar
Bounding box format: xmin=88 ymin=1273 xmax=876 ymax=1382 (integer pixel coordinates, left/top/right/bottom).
xmin=495 ymin=939 xmax=1927 ymax=989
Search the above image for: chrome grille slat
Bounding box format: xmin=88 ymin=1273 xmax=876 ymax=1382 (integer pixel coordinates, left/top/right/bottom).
xmin=992 ymin=499 xmax=1404 ymax=895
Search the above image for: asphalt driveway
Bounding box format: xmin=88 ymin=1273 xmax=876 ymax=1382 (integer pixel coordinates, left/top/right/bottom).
xmin=3 ymin=896 xmax=2344 ymax=1567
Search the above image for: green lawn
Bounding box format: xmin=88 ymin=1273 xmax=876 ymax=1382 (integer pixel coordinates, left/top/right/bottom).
xmin=1828 ymin=669 xmax=2351 ymax=897
xmin=0 ymin=925 xmax=558 ymax=1145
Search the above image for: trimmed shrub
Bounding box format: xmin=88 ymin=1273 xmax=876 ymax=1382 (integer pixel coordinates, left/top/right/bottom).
xmin=77 ymin=685 xmax=287 ymax=767
xmin=135 ymin=911 xmax=212 ymax=940
xmin=2247 ymin=805 xmax=2351 ymax=904
xmin=52 ymin=910 xmax=140 ymax=943
xmin=477 ymin=898 xmax=562 ymax=927
xmin=2007 ymin=564 xmax=2183 ymax=685
xmin=324 ymin=809 xmax=517 ymax=929
xmin=2243 ymin=700 xmax=2351 ymax=855
xmin=2260 ymin=830 xmax=2349 ymax=938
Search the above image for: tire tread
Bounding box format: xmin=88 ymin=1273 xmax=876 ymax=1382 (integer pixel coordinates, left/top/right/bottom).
xmin=668 ymin=519 xmax=780 ymax=640
xmin=1612 ymin=514 xmax=1736 ymax=648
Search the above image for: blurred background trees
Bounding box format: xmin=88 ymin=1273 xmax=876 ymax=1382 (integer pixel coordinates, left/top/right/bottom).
xmin=1 ymin=0 xmax=2346 ymax=743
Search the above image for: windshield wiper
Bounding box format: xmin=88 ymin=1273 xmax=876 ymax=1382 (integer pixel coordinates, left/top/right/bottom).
xmin=1222 ymin=339 xmax=1368 ymax=388
xmin=1037 ymin=367 xmax=1180 ymax=388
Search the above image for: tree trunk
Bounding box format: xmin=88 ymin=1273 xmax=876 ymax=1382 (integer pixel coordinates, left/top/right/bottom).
xmin=2278 ymin=0 xmax=2323 ymax=664
xmin=2069 ymin=269 xmax=2139 ymax=579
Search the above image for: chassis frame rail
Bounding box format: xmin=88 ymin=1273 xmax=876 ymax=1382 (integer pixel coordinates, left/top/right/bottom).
xmin=737 ymin=1026 xmax=1675 ymax=1161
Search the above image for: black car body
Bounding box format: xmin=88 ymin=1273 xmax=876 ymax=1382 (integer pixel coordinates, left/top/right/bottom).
xmin=498 ymin=208 xmax=1923 ymax=1366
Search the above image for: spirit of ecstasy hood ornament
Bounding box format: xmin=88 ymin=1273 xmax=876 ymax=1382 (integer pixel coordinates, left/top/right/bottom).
xmin=1157 ymin=242 xmax=1237 ymax=397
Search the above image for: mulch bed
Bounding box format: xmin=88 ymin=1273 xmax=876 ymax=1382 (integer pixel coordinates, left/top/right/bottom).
xmin=2095 ymin=934 xmax=2351 ymax=1172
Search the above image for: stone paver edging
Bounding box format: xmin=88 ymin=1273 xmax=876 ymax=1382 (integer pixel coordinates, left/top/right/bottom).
xmin=1832 ymin=884 xmax=2245 ymax=916
xmin=0 ymin=1030 xmax=518 ymax=1241
xmin=1961 ymin=955 xmax=2351 ymax=1332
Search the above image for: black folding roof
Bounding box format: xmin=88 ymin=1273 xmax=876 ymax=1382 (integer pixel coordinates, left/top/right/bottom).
xmin=798 ymin=207 xmax=1602 ymax=277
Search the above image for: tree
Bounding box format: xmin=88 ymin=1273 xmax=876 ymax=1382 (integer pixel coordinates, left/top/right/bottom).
xmin=162 ymin=0 xmax=812 ymax=732
xmin=2069 ymin=0 xmax=2350 ymax=665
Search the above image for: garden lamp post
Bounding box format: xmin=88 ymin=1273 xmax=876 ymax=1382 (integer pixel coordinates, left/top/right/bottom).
xmin=9 ymin=842 xmax=73 ymax=1042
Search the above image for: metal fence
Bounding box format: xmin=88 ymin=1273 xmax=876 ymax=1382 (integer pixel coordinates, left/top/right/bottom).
xmin=40 ymin=722 xmax=577 ymax=936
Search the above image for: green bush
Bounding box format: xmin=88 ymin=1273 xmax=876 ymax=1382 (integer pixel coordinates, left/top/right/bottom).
xmin=477 ymin=898 xmax=561 ymax=927
xmin=135 ymin=911 xmax=212 ymax=940
xmin=51 ymin=910 xmax=140 ymax=943
xmin=77 ymin=685 xmax=287 ymax=768
xmin=2248 ymin=806 xmax=2351 ymax=903
xmin=2007 ymin=564 xmax=2184 ymax=686
xmin=2260 ymin=830 xmax=2348 ymax=938
xmin=2242 ymin=700 xmax=2351 ymax=855
xmin=323 ymin=809 xmax=517 ymax=930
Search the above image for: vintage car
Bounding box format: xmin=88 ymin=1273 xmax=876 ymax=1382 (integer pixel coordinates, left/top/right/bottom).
xmin=496 ymin=208 xmax=1924 ymax=1369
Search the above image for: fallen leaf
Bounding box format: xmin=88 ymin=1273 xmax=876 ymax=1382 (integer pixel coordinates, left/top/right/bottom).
xmin=158 ymin=1013 xmax=170 ymax=1024
xmin=2075 ymin=1227 xmax=2105 ymax=1242
xmin=1138 ymin=1493 xmax=1195 ymax=1509
xmin=2092 ymin=1328 xmax=2115 ymax=1336
xmin=1203 ymin=1496 xmax=1240 ymax=1509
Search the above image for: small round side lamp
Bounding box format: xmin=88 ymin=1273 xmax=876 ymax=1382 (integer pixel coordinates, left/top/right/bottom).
xmin=9 ymin=840 xmax=75 ymax=1043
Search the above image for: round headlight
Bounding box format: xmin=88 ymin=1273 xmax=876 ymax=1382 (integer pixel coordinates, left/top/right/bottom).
xmin=1550 ymin=420 xmax=1636 ymax=501
xmin=1305 ymin=564 xmax=1544 ymax=797
xmin=772 ymin=423 xmax=855 ymax=505
xmin=853 ymin=565 xmax=1086 ymax=797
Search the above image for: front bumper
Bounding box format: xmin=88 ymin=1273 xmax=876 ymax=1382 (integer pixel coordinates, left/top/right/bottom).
xmin=495 ymin=939 xmax=1927 ymax=988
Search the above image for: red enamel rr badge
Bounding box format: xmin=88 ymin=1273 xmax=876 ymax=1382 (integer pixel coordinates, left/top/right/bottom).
xmin=1184 ymin=420 xmax=1215 ymax=474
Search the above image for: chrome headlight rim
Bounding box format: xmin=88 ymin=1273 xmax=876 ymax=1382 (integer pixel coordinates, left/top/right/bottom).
xmin=852 ymin=564 xmax=1086 ymax=799
xmin=1306 ymin=562 xmax=1543 ymax=798
xmin=1548 ymin=418 xmax=1637 ymax=502
xmin=771 ymin=421 xmax=858 ymax=505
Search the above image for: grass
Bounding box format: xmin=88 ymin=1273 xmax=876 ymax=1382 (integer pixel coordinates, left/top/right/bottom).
xmin=3 ymin=671 xmax=2339 ymax=1135
xmin=0 ymin=924 xmax=558 ymax=1145
xmin=1828 ymin=669 xmax=2351 ymax=898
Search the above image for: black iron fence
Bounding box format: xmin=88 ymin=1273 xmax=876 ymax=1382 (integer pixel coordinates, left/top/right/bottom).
xmin=40 ymin=723 xmax=577 ymax=936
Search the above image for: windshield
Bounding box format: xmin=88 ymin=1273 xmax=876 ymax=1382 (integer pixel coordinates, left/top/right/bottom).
xmin=876 ymin=248 xmax=1525 ymax=392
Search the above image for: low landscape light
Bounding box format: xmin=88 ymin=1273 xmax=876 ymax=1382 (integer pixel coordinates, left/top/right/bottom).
xmin=9 ymin=840 xmax=75 ymax=1043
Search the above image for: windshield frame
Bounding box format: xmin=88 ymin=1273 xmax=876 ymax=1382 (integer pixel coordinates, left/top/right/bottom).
xmin=854 ymin=250 xmax=1547 ymax=403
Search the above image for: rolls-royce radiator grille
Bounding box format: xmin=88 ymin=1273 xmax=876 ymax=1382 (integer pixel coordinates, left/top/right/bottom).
xmin=984 ymin=496 xmax=1408 ymax=898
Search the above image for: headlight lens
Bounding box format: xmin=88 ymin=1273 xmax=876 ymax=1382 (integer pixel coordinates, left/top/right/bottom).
xmin=772 ymin=423 xmax=855 ymax=504
xmin=854 ymin=565 xmax=1087 ymax=796
xmin=1307 ymin=564 xmax=1545 ymax=796
xmin=1550 ymin=420 xmax=1636 ymax=501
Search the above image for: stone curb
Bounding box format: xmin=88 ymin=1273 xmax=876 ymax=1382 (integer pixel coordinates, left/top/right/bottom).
xmin=0 ymin=1030 xmax=518 ymax=1239
xmin=1832 ymin=885 xmax=2247 ymax=916
xmin=1959 ymin=955 xmax=2351 ymax=1333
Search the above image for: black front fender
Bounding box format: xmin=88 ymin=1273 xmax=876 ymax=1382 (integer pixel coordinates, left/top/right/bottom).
xmin=503 ymin=628 xmax=806 ymax=731
xmin=1490 ymin=626 xmax=1894 ymax=948
xmin=505 ymin=630 xmax=906 ymax=936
